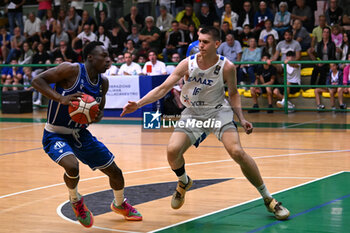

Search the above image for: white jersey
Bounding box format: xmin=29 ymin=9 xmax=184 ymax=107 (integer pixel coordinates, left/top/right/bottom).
xmin=180 ymin=54 xmax=229 ymax=115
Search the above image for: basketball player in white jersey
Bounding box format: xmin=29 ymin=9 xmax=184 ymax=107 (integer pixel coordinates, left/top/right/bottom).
xmin=121 ymin=26 xmax=290 ymax=220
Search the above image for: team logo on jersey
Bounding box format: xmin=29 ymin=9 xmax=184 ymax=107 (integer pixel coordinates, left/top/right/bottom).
xmin=54 ymin=141 xmax=66 ymax=150
xmin=183 ymin=95 xmax=190 ymax=104
xmin=143 ymin=110 xmax=161 ymax=129
xmin=214 ymin=65 xmax=221 ymax=75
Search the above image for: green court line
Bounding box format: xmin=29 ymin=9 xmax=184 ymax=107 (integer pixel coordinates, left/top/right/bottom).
xmin=152 ymin=172 xmax=350 ymax=233
xmin=0 ymin=117 xmax=349 ymax=129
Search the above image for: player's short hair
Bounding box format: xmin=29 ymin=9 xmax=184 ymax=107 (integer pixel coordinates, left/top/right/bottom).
xmin=200 ymin=26 xmax=221 ymax=42
xmin=83 ymin=41 xmax=104 ymax=61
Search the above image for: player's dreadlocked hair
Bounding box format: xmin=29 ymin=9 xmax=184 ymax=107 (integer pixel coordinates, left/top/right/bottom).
xmin=83 ymin=41 xmax=104 ymax=61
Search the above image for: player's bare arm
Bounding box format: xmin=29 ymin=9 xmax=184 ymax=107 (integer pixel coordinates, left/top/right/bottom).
xmin=224 ymin=60 xmax=253 ymax=134
xmin=121 ymin=58 xmax=189 ymax=116
xmin=32 ymin=62 xmax=82 ymax=105
xmin=92 ymin=75 xmax=109 ymax=123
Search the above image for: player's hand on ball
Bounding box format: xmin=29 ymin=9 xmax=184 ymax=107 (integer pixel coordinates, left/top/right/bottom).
xmin=59 ymin=92 xmax=83 ymax=106
xmin=92 ymin=109 xmax=103 ymax=123
xmin=121 ymin=101 xmax=138 ymax=117
xmin=240 ymin=119 xmax=253 ymax=134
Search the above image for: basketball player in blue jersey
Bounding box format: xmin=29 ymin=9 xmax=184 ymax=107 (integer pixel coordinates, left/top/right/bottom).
xmin=32 ymin=41 xmax=142 ymax=228
xmin=122 ymin=27 xmax=290 ymax=220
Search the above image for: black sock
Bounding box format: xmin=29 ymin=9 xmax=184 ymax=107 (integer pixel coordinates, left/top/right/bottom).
xmin=172 ymin=164 xmax=185 ymax=177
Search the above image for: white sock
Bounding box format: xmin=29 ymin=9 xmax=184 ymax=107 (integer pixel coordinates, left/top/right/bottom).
xmin=113 ymin=189 xmax=124 ymax=206
xmin=257 ymin=184 xmax=273 ymax=201
xmin=68 ymin=186 xmax=80 ymax=202
xmin=178 ymin=172 xmax=188 ymax=184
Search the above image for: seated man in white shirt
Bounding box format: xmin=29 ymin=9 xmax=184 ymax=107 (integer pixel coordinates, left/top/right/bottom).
xmin=166 ymin=52 xmax=180 ymax=74
xmin=142 ymin=50 xmax=167 ymax=75
xmin=118 ymin=52 xmax=142 ymax=75
xmin=71 ymin=23 xmax=97 ymax=50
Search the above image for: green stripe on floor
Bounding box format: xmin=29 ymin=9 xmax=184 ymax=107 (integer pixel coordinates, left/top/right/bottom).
xmin=154 ymin=172 xmax=350 ymax=233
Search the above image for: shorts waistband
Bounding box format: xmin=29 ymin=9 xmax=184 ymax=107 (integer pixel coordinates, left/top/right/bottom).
xmin=44 ymin=123 xmax=81 ymax=134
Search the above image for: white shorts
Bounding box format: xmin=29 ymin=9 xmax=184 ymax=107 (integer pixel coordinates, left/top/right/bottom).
xmin=174 ymin=105 xmax=237 ymax=147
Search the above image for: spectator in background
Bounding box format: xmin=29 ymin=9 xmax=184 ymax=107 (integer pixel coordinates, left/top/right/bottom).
xmin=237 ymin=0 xmax=255 ymax=33
xmin=37 ymin=0 xmax=52 ymax=20
xmin=72 ymin=23 xmax=97 ymax=50
xmin=123 ymin=39 xmax=138 ymax=61
xmin=64 ymin=7 xmax=81 ymax=39
xmin=139 ymin=16 xmax=161 ymax=52
xmin=2 ymin=59 xmax=23 ymax=92
xmin=310 ymin=27 xmax=336 ymax=86
xmin=237 ymin=38 xmax=262 ymax=87
xmin=77 ymin=10 xmax=97 ymax=35
xmin=56 ymin=9 xmax=66 ymax=29
xmin=52 ymin=0 xmax=61 ymax=18
xmin=325 ymin=0 xmax=342 ymax=26
xmin=118 ymin=6 xmax=144 ymax=34
xmin=340 ymin=32 xmax=350 ymax=63
xmin=273 ymin=1 xmax=291 ymax=36
xmin=162 ymin=20 xmax=185 ymax=62
xmin=5 ymin=0 xmax=25 ymax=35
xmin=249 ymin=53 xmax=276 ymax=113
xmin=50 ymin=23 xmax=69 ymax=53
xmin=32 ymin=42 xmax=51 ymax=76
xmin=258 ymin=19 xmax=279 ymax=47
xmin=237 ymin=24 xmax=254 ymax=47
xmin=221 ymin=21 xmax=234 ymax=42
xmin=220 ymin=3 xmax=239 ymax=32
xmin=96 ymin=10 xmax=114 ymax=33
xmin=97 ymin=25 xmax=111 ymax=49
xmin=292 ymin=19 xmax=311 ymax=51
xmin=0 ymin=27 xmax=11 ymax=62
xmin=142 ymin=50 xmax=167 ymax=75
xmin=198 ymin=2 xmax=217 ymax=27
xmin=175 ymin=4 xmax=200 ymax=31
xmin=291 ymin=0 xmax=313 ymax=32
xmin=262 ymin=34 xmax=277 ymax=58
xmin=45 ymin=9 xmax=55 ymax=32
xmin=331 ymin=24 xmax=343 ymax=58
xmin=116 ymin=54 xmax=125 ymax=64
xmin=213 ymin=0 xmax=225 ymax=21
xmin=70 ymin=0 xmax=85 ymax=17
xmin=127 ymin=24 xmax=140 ymax=48
xmin=308 ymin=15 xmax=327 ymax=61
xmin=7 ymin=27 xmax=26 ymax=64
xmin=93 ymin=0 xmax=109 ymax=23
xmin=18 ymin=41 xmax=34 ymax=64
xmin=51 ymin=40 xmax=78 ymax=63
xmin=24 ymin=12 xmax=41 ymax=49
xmin=137 ymin=54 xmax=146 ymax=64
xmin=166 ymin=52 xmax=180 ymax=74
xmin=274 ymin=51 xmax=300 ymax=111
xmin=104 ymin=56 xmax=119 ymax=76
xmin=184 ymin=22 xmax=198 ymax=49
xmin=217 ymin=33 xmax=242 ymax=65
xmin=254 ymin=1 xmax=274 ymax=33
xmin=269 ymin=30 xmax=301 ymax=73
xmin=22 ymin=66 xmax=42 ymax=105
xmin=39 ymin=23 xmax=52 ymax=51
xmin=109 ymin=24 xmax=126 ymax=59
xmin=118 ymin=52 xmax=142 ymax=75
xmin=137 ymin=40 xmax=150 ymax=59
xmin=156 ymin=5 xmax=174 ymax=33
xmin=315 ymin=63 xmax=344 ymax=110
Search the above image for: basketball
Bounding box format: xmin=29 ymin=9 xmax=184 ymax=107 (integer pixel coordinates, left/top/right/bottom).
xmin=68 ymin=93 xmax=100 ymax=124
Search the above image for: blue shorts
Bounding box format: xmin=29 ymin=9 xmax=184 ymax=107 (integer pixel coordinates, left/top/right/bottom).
xmin=42 ymin=128 xmax=115 ymax=170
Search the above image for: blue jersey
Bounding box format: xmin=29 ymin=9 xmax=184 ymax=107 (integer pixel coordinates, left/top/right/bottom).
xmin=47 ymin=63 xmax=103 ymax=129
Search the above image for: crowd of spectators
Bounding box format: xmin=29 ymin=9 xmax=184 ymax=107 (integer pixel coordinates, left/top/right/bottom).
xmin=1 ymin=0 xmax=350 ymax=110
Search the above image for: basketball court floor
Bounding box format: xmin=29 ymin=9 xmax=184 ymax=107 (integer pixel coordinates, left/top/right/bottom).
xmin=1 ymin=110 xmax=349 ymax=233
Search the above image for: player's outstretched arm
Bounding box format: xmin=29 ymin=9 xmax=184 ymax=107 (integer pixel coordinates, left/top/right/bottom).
xmin=32 ymin=62 xmax=82 ymax=105
xmin=121 ymin=58 xmax=189 ymax=116
xmin=224 ymin=61 xmax=253 ymax=134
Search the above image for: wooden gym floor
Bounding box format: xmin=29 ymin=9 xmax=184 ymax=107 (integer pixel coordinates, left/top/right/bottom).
xmin=0 ymin=110 xmax=349 ymax=233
